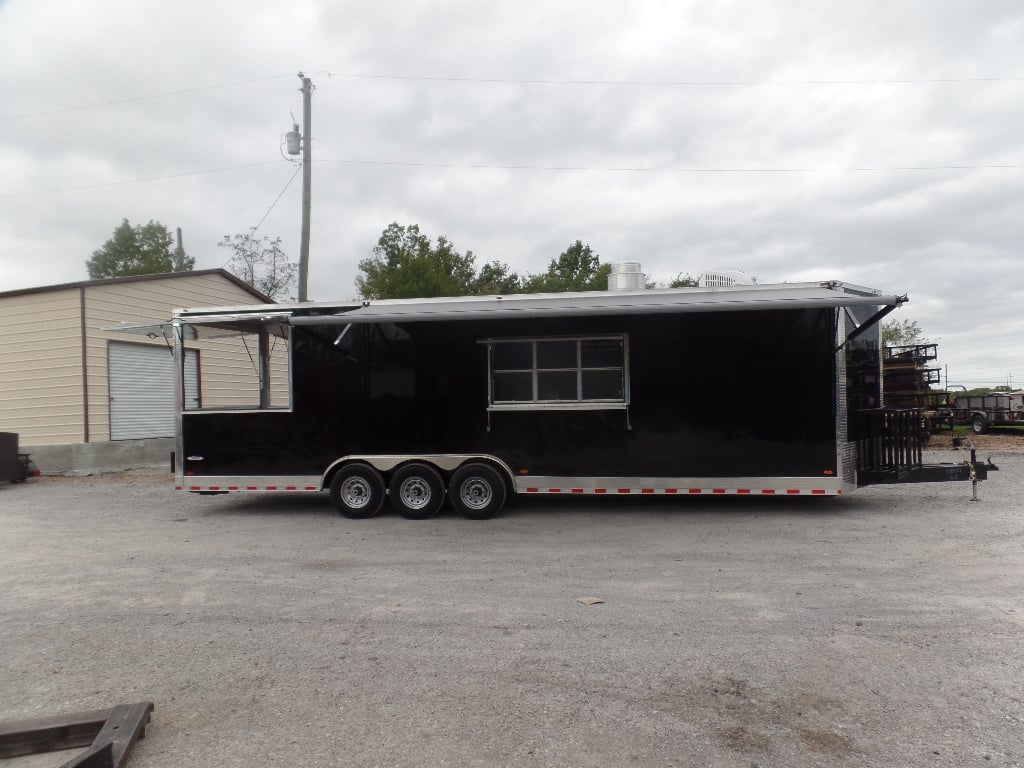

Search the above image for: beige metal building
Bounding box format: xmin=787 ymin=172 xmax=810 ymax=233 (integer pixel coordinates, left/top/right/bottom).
xmin=0 ymin=269 xmax=272 ymax=451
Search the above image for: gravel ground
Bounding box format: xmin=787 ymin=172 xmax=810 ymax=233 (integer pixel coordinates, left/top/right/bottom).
xmin=1 ymin=443 xmax=1022 ymax=768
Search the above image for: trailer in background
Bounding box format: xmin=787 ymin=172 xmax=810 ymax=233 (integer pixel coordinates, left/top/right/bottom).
xmin=881 ymin=343 xmax=1023 ymax=435
xmin=158 ymin=279 xmax=994 ymax=519
xmin=951 ymin=391 xmax=1024 ymax=434
xmin=882 ymin=344 xmax=955 ymax=435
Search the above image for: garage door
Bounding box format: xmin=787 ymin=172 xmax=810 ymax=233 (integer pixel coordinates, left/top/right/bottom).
xmin=109 ymin=342 xmax=198 ymax=440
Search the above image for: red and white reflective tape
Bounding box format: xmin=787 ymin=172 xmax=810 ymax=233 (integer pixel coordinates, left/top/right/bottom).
xmin=176 ymin=476 xmax=322 ymax=493
xmin=521 ymin=486 xmax=841 ymax=496
xmin=175 ymin=475 xmax=843 ymax=496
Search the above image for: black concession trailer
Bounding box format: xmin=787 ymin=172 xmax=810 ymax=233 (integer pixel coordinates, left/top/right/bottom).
xmin=164 ymin=280 xmax=994 ymax=518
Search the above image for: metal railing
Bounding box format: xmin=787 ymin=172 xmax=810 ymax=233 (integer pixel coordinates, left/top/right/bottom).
xmin=856 ymin=408 xmax=925 ymax=479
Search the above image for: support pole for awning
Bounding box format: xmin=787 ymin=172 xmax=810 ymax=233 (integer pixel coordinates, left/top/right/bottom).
xmin=838 ymin=297 xmax=907 ymax=350
xmin=258 ymin=326 xmax=271 ymax=410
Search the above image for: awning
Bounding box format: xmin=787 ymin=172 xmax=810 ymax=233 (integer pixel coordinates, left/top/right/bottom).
xmin=101 ymin=321 xmax=174 ymax=338
xmin=173 ymin=312 xmax=291 ymax=338
xmin=289 ymin=283 xmax=905 ymax=327
xmin=106 ymin=313 xmax=291 ymax=339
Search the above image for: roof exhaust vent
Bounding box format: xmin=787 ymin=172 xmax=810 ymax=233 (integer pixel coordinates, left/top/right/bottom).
xmin=698 ymin=270 xmax=755 ymax=288
xmin=608 ymin=262 xmax=645 ymax=291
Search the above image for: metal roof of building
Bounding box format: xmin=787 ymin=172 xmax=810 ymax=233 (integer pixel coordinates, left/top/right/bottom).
xmin=0 ymin=268 xmax=273 ymax=303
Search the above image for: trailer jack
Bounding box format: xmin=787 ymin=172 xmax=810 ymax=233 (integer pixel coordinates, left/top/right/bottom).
xmin=0 ymin=701 xmax=153 ymax=767
xmin=952 ymin=436 xmax=998 ymax=502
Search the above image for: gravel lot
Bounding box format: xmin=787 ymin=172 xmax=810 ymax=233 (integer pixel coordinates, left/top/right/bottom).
xmin=1 ymin=441 xmax=1022 ymax=767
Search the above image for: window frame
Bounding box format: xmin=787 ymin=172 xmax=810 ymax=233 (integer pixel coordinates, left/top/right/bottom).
xmin=180 ymin=321 xmax=294 ymax=414
xmin=481 ymin=334 xmax=630 ymax=411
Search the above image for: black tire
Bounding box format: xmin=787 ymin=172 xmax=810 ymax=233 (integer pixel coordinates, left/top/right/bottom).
xmin=388 ymin=462 xmax=445 ymax=519
xmin=971 ymin=414 xmax=987 ymax=435
xmin=448 ymin=463 xmax=507 ymax=520
xmin=330 ymin=463 xmax=386 ymax=519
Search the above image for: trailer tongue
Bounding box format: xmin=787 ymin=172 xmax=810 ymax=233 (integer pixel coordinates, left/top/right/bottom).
xmin=854 ymin=409 xmax=996 ymax=498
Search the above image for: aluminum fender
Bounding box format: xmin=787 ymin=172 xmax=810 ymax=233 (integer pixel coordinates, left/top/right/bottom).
xmin=322 ymin=455 xmax=516 ymax=488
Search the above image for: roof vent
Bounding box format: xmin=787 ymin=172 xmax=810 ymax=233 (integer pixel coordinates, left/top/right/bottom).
xmin=698 ymin=270 xmax=755 ymax=288
xmin=608 ymin=262 xmax=645 ymax=291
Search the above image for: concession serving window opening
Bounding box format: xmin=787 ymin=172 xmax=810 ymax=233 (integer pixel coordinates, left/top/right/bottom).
xmin=482 ymin=335 xmax=629 ymax=411
xmin=178 ymin=317 xmax=292 ymax=412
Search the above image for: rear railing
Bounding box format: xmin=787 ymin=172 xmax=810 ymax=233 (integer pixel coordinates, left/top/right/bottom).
xmin=856 ymin=408 xmax=925 ymax=481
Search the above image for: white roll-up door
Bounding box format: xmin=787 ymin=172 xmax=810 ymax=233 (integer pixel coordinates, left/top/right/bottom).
xmin=109 ymin=342 xmax=198 ymax=440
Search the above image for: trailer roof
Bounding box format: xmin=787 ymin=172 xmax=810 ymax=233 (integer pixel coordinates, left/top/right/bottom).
xmin=285 ymin=281 xmax=904 ymax=327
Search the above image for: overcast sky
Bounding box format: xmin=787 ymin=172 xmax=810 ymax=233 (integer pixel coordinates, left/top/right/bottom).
xmin=1 ymin=0 xmax=1022 ymax=387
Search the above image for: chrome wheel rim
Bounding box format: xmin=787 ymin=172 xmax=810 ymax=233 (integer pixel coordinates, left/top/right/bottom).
xmin=459 ymin=477 xmax=493 ymax=510
xmin=340 ymin=476 xmax=372 ymax=509
xmin=399 ymin=477 xmax=432 ymax=509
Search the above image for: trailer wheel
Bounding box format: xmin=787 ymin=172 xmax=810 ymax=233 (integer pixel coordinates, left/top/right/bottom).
xmin=388 ymin=462 xmax=445 ymax=519
xmin=971 ymin=414 xmax=987 ymax=435
xmin=330 ymin=463 xmax=386 ymax=519
xmin=449 ymin=463 xmax=507 ymax=520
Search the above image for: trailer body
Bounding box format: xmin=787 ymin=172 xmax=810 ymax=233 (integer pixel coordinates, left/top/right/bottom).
xmin=952 ymin=391 xmax=1024 ymax=434
xmin=163 ymin=280 xmax=990 ymax=517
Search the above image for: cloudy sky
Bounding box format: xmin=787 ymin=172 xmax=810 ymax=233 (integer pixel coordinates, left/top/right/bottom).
xmin=2 ymin=0 xmax=1022 ymax=387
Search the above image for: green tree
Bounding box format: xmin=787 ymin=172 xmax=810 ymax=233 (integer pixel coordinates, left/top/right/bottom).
xmin=356 ymin=225 xmax=611 ymax=300
xmin=218 ymin=230 xmax=297 ymax=301
xmin=473 ymin=260 xmax=526 ymax=295
xmin=526 ymin=240 xmax=610 ymax=292
xmin=356 ymin=223 xmax=481 ymax=299
xmin=668 ymin=273 xmax=699 ymax=288
xmin=881 ymin=318 xmax=926 ymax=348
xmin=86 ymin=219 xmax=193 ymax=278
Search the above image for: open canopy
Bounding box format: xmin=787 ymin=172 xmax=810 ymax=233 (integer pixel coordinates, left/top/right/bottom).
xmin=287 ymin=281 xmax=905 ymax=327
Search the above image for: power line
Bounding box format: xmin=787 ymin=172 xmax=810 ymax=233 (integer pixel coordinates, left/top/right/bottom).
xmin=321 ymin=158 xmax=1023 ymax=173
xmin=0 ymin=161 xmax=287 ymax=198
xmin=0 ymin=74 xmax=294 ymax=120
xmin=322 ymin=71 xmax=1024 ymax=87
xmin=6 ymin=69 xmax=1021 ymax=121
xmin=218 ymin=163 xmax=304 ymax=270
xmin=253 ymin=163 xmax=302 ymax=232
xmin=5 ymin=156 xmax=1018 ymax=199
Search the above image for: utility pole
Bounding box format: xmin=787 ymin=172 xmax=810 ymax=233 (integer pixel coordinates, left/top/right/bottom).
xmin=174 ymin=227 xmax=185 ymax=271
xmin=298 ymin=72 xmax=312 ymax=301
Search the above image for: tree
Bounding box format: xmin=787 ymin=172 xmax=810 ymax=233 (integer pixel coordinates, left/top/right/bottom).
xmin=473 ymin=260 xmax=525 ymax=295
xmin=881 ymin=318 xmax=926 ymax=348
xmin=525 ymin=240 xmax=611 ymax=293
xmin=218 ymin=230 xmax=297 ymax=301
xmin=668 ymin=273 xmax=699 ymax=288
xmin=355 ymin=225 xmax=610 ymax=300
xmin=86 ymin=219 xmax=193 ymax=278
xmin=356 ymin=223 xmax=481 ymax=299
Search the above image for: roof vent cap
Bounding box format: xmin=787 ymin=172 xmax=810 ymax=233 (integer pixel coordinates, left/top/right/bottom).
xmin=607 ymin=262 xmax=645 ymax=291
xmin=698 ymin=270 xmax=755 ymax=288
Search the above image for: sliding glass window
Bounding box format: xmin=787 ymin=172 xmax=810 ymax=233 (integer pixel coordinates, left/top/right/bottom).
xmin=485 ymin=335 xmax=628 ymax=410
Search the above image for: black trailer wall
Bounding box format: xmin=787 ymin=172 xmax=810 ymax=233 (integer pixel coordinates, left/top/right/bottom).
xmin=843 ymin=304 xmax=884 ymax=441
xmin=181 ymin=307 xmax=839 ymax=480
